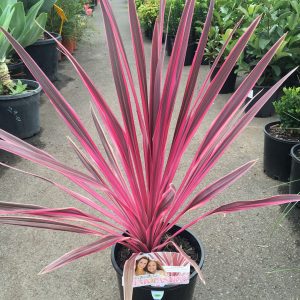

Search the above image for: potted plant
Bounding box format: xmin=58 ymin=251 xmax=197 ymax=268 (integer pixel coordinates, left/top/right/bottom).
xmin=0 ymin=0 xmax=46 ymax=139
xmin=137 ymin=0 xmax=159 ymax=39
xmin=264 ymin=87 xmax=300 ymax=182
xmin=165 ymin=0 xmax=203 ymax=65
xmin=0 ymin=1 xmax=299 ymax=300
xmin=47 ymin=0 xmax=87 ymax=55
xmin=204 ymin=26 xmax=238 ymax=94
xmin=19 ymin=0 xmax=61 ymax=82
xmin=240 ymin=0 xmax=300 ymax=117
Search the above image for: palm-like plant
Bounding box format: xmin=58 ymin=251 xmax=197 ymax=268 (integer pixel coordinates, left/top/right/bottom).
xmin=0 ymin=0 xmax=47 ymax=94
xmin=0 ymin=0 xmax=299 ymax=298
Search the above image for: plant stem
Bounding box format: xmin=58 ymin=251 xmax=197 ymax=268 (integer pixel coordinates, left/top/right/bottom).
xmin=0 ymin=62 xmax=14 ymax=91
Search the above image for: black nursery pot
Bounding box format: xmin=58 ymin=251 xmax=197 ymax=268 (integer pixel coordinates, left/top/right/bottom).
xmin=210 ymin=65 xmax=237 ymax=94
xmin=264 ymin=122 xmax=299 ymax=182
xmin=0 ymin=80 xmax=41 ymax=139
xmin=165 ymin=36 xmax=196 ymax=66
xmin=166 ymin=36 xmax=174 ymax=56
xmin=25 ymin=33 xmax=61 ymax=82
xmin=184 ymin=42 xmax=196 ymax=66
xmin=289 ymin=144 xmax=300 ymax=194
xmin=8 ymin=60 xmax=26 ymax=80
xmin=245 ymin=85 xmax=280 ymax=117
xmin=111 ymin=225 xmax=204 ymax=300
xmin=145 ymin=28 xmax=154 ymax=40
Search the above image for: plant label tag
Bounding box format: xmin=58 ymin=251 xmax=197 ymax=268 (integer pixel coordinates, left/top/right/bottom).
xmin=247 ymin=90 xmax=254 ymax=98
xmin=124 ymin=252 xmax=190 ymax=288
xmin=151 ymin=290 xmax=164 ymax=300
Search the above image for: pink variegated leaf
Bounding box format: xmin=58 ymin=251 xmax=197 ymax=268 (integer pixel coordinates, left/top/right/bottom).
xmin=165 ymin=161 xmax=256 ymax=232
xmin=169 ymin=241 xmax=205 ymax=285
xmin=160 ymin=194 xmax=300 ymax=250
xmin=155 ymin=183 xmax=176 ymax=216
xmin=123 ymin=253 xmax=140 ymax=300
xmin=90 ymin=108 xmax=129 ymax=191
xmin=67 ymin=136 xmax=107 ymax=185
xmin=128 ymin=0 xmax=149 ymax=131
xmin=0 ymin=216 xmax=101 ymax=235
xmin=0 ymin=201 xmax=44 ymax=211
xmin=203 ymin=17 xmax=244 ymax=94
xmin=0 ymin=129 xmax=55 ymax=159
xmin=39 ymin=236 xmax=129 ymax=274
xmin=163 ymin=17 xmax=243 ymax=193
xmin=196 ymin=68 xmax=298 ymax=182
xmin=100 ymin=0 xmax=148 ymax=209
xmin=0 ymin=202 xmax=98 ymax=220
xmin=0 ymin=162 xmax=127 ymax=229
xmin=0 ymin=138 xmax=99 ymax=187
xmin=196 ymin=34 xmax=288 ymax=157
xmin=186 ymin=15 xmax=261 ymax=140
xmin=0 ymin=29 xmax=130 ymax=203
xmin=0 ymin=205 xmax=122 ymax=236
xmin=164 ymin=39 xmax=291 ymax=227
xmin=173 ymin=0 xmax=215 ymax=135
xmin=176 ymin=160 xmax=257 ymax=219
xmin=149 ymin=0 xmax=197 ymax=217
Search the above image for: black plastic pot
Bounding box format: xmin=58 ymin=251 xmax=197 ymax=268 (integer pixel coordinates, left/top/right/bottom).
xmin=111 ymin=225 xmax=204 ymax=300
xmin=184 ymin=42 xmax=196 ymax=66
xmin=0 ymin=80 xmax=41 ymax=139
xmin=25 ymin=33 xmax=61 ymax=82
xmin=166 ymin=36 xmax=174 ymax=56
xmin=210 ymin=65 xmax=237 ymax=94
xmin=8 ymin=60 xmax=26 ymax=80
xmin=289 ymin=144 xmax=300 ymax=194
xmin=263 ymin=121 xmax=299 ymax=182
xmin=144 ymin=28 xmax=154 ymax=40
xmin=245 ymin=85 xmax=281 ymax=117
xmin=165 ymin=36 xmax=196 ymax=66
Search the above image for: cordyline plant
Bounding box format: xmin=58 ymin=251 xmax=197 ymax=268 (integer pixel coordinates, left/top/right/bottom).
xmin=0 ymin=0 xmax=299 ymax=298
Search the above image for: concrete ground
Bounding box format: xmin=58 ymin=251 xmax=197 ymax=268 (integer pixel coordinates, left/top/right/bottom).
xmin=0 ymin=1 xmax=299 ymax=299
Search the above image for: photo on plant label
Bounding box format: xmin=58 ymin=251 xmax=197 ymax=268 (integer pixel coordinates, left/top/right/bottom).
xmin=125 ymin=252 xmax=191 ymax=288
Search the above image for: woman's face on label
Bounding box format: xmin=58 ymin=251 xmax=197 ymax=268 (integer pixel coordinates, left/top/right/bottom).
xmin=137 ymin=258 xmax=148 ymax=270
xmin=147 ymin=261 xmax=157 ymax=273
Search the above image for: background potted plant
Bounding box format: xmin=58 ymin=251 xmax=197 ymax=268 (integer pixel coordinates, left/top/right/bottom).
xmin=165 ymin=0 xmax=204 ymax=65
xmin=0 ymin=0 xmax=45 ymax=138
xmin=0 ymin=0 xmax=299 ymax=300
xmin=204 ymin=26 xmax=239 ymax=93
xmin=47 ymin=0 xmax=88 ymax=54
xmin=240 ymin=0 xmax=300 ymax=117
xmin=19 ymin=0 xmax=61 ymax=82
xmin=264 ymin=86 xmax=300 ymax=181
xmin=137 ymin=0 xmax=159 ymax=39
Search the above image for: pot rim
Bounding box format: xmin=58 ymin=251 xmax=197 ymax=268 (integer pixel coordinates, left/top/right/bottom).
xmin=291 ymin=143 xmax=300 ymax=163
xmin=0 ymin=79 xmax=42 ymax=100
xmin=29 ymin=32 xmax=62 ymax=46
xmin=264 ymin=121 xmax=300 ymax=145
xmin=111 ymin=224 xmax=204 ymax=291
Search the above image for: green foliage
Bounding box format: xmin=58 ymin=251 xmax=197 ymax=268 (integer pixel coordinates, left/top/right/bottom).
xmin=165 ymin=0 xmax=207 ymax=38
xmin=0 ymin=0 xmax=47 ymax=62
xmin=237 ymin=0 xmax=300 ymax=85
xmin=19 ymin=0 xmax=57 ymax=14
xmin=204 ymin=26 xmax=237 ymax=64
xmin=137 ymin=0 xmax=159 ymax=32
xmin=8 ymin=80 xmax=27 ymax=95
xmin=196 ymin=0 xmax=243 ymax=63
xmin=46 ymin=0 xmax=87 ymax=40
xmin=135 ymin=0 xmax=144 ymax=10
xmin=0 ymin=78 xmax=27 ymax=95
xmin=273 ymin=87 xmax=300 ymax=130
xmin=165 ymin=0 xmax=184 ymax=36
